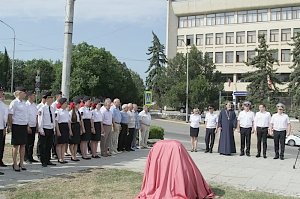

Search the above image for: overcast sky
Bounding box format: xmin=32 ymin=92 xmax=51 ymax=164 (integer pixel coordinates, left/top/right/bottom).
xmin=0 ymin=0 xmax=167 ymax=80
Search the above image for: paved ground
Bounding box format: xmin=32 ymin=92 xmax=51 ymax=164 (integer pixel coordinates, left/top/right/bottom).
xmin=0 ymin=119 xmax=300 ymax=198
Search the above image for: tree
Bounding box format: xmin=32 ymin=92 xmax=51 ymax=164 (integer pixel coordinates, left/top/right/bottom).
xmin=289 ymin=32 xmax=300 ymax=108
xmin=244 ymin=34 xmax=281 ymax=106
xmin=145 ymin=32 xmax=167 ymax=105
xmin=0 ymin=48 xmax=10 ymax=88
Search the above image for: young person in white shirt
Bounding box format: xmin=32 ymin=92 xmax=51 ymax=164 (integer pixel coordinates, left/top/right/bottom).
xmin=254 ymin=104 xmax=271 ymax=158
xmin=0 ymin=85 xmax=8 ymax=172
xmin=237 ymin=101 xmax=255 ymax=157
xmin=189 ymin=108 xmax=201 ymax=152
xmin=8 ymin=87 xmax=29 ymax=172
xmin=91 ymin=99 xmax=104 ymax=158
xmin=204 ymin=105 xmax=218 ymax=153
xmin=25 ymin=91 xmax=39 ymax=163
xmin=270 ymin=103 xmax=291 ymax=160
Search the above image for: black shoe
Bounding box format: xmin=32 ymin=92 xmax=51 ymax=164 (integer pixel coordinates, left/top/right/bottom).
xmin=42 ymin=163 xmax=47 ymax=167
xmin=273 ymin=156 xmax=279 ymax=159
xmin=31 ymin=159 xmax=39 ymax=163
xmin=0 ymin=161 xmax=7 ymax=167
xmin=0 ymin=172 xmax=4 ymax=175
xmin=280 ymin=157 xmax=284 ymax=160
xmin=12 ymin=164 xmax=20 ymax=172
xmin=82 ymin=157 xmax=91 ymax=160
xmin=130 ymin=148 xmax=135 ymax=151
xmin=204 ymin=150 xmax=209 ymax=153
xmin=246 ymin=153 xmax=250 ymax=157
xmin=263 ymin=155 xmax=267 ymax=159
xmin=71 ymin=158 xmax=80 ymax=162
xmin=240 ymin=153 xmax=245 ymax=156
xmin=47 ymin=162 xmax=56 ymax=166
xmin=92 ymin=155 xmax=101 ymax=159
xmin=256 ymin=154 xmax=260 ymax=158
xmin=19 ymin=163 xmax=27 ymax=171
xmin=209 ymin=149 xmax=213 ymax=153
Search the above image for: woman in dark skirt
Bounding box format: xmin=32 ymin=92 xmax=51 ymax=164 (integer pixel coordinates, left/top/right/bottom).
xmin=91 ymin=99 xmax=103 ymax=158
xmin=69 ymin=98 xmax=83 ymax=161
xmin=79 ymin=96 xmax=94 ymax=159
xmin=8 ymin=87 xmax=29 ymax=171
xmin=189 ymin=108 xmax=201 ymax=152
xmin=55 ymin=98 xmax=72 ymax=164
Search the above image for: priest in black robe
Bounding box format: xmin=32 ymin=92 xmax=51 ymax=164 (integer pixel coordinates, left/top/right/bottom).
xmin=218 ymin=102 xmax=237 ymax=155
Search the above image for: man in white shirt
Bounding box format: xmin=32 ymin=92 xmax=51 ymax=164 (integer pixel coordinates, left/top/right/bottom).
xmin=204 ymin=105 xmax=218 ymax=153
xmin=100 ymin=98 xmax=113 ymax=157
xmin=270 ymin=103 xmax=291 ymax=160
xmin=139 ymin=105 xmax=151 ymax=149
xmin=254 ymin=104 xmax=271 ymax=158
xmin=237 ymin=101 xmax=255 ymax=157
xmin=25 ymin=91 xmax=39 ymax=163
xmin=36 ymin=91 xmax=48 ymax=160
xmin=0 ymin=85 xmax=8 ymax=171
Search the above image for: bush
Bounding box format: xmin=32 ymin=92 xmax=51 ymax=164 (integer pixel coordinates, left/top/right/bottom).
xmin=149 ymin=125 xmax=164 ymax=140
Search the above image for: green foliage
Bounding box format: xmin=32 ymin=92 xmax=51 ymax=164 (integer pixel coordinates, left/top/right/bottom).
xmin=244 ymin=34 xmax=281 ymax=107
xmin=149 ymin=125 xmax=164 ymax=140
xmin=162 ymin=46 xmax=224 ymax=110
xmin=289 ymin=32 xmax=300 ymax=109
xmin=145 ymin=32 xmax=167 ymax=106
xmin=0 ymin=48 xmax=10 ymax=88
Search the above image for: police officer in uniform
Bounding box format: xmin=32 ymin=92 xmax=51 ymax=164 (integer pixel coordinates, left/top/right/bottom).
xmin=270 ymin=103 xmax=291 ymax=160
xmin=237 ymin=101 xmax=255 ymax=156
xmin=38 ymin=92 xmax=57 ymax=167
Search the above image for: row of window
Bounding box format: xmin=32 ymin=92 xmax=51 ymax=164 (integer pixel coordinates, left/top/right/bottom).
xmin=221 ymin=73 xmax=290 ymax=83
xmin=178 ymin=6 xmax=300 ymax=28
xmin=206 ymin=49 xmax=291 ymax=64
xmin=177 ymin=28 xmax=300 ymax=47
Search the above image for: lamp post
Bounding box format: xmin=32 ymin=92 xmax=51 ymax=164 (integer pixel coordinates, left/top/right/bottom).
xmin=0 ymin=19 xmax=16 ymax=93
xmin=180 ymin=38 xmax=191 ymax=123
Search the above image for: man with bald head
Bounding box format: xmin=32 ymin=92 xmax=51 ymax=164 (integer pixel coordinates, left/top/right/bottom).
xmin=110 ymin=98 xmax=122 ymax=154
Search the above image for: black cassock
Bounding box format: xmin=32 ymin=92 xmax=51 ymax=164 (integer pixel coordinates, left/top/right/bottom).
xmin=218 ymin=109 xmax=237 ymax=155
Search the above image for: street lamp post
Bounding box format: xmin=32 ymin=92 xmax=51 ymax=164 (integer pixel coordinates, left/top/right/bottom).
xmin=0 ymin=19 xmax=16 ymax=93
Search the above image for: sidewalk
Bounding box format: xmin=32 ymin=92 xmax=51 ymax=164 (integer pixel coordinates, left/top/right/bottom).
xmin=1 ymin=135 xmax=300 ymax=198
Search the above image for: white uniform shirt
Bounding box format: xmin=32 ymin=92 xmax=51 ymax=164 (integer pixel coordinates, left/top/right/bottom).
xmin=79 ymin=106 xmax=93 ymax=119
xmin=139 ymin=111 xmax=151 ymax=126
xmin=254 ymin=111 xmax=271 ymax=128
xmin=100 ymin=106 xmax=113 ymax=125
xmin=26 ymin=100 xmax=38 ymax=127
xmin=238 ymin=110 xmax=255 ymax=128
xmin=127 ymin=111 xmax=136 ymax=128
xmin=36 ymin=102 xmax=45 ymax=110
xmin=69 ymin=110 xmax=81 ymax=123
xmin=205 ymin=112 xmax=218 ymax=129
xmin=0 ymin=101 xmax=8 ymax=129
xmin=38 ymin=104 xmax=55 ymax=132
xmin=51 ymin=100 xmax=59 ymax=112
xmin=56 ymin=109 xmax=70 ymax=123
xmin=189 ymin=114 xmax=201 ymax=128
xmin=92 ymin=109 xmax=103 ymax=123
xmin=9 ymin=98 xmax=29 ymax=125
xmin=270 ymin=113 xmax=290 ymax=131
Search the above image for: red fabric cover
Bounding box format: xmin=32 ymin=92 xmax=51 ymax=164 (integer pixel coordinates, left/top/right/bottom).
xmin=136 ymin=140 xmax=215 ymax=199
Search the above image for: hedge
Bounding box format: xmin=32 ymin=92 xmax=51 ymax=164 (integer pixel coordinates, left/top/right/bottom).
xmin=149 ymin=125 xmax=164 ymax=140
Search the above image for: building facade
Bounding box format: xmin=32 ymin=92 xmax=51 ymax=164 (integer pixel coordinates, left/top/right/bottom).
xmin=166 ymin=0 xmax=300 ymax=99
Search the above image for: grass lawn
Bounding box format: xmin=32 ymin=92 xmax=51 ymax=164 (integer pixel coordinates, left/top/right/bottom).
xmin=3 ymin=168 xmax=296 ymax=199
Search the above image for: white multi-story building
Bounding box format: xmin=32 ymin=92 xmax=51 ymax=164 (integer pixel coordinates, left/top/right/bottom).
xmin=166 ymin=0 xmax=300 ymax=100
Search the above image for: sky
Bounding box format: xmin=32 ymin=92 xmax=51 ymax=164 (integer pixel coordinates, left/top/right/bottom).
xmin=0 ymin=0 xmax=167 ymax=80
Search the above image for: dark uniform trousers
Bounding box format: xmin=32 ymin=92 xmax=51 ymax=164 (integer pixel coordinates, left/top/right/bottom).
xmin=0 ymin=129 xmax=5 ymax=161
xmin=240 ymin=127 xmax=252 ymax=154
xmin=256 ymin=127 xmax=268 ymax=156
xmin=39 ymin=128 xmax=54 ymax=164
xmin=273 ymin=130 xmax=286 ymax=158
xmin=25 ymin=127 xmax=36 ymax=161
xmin=205 ymin=128 xmax=216 ymax=151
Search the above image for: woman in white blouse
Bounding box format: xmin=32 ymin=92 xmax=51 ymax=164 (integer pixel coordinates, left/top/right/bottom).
xmin=189 ymin=108 xmax=201 ymax=152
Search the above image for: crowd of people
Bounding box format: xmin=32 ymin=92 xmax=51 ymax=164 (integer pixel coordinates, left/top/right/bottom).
xmin=0 ymin=85 xmax=152 ymax=174
xmin=189 ymin=101 xmax=291 ymax=160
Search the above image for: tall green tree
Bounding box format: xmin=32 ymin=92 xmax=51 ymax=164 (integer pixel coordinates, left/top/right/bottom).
xmin=145 ymin=32 xmax=167 ymax=105
xmin=289 ymin=32 xmax=300 ymax=108
xmin=0 ymin=48 xmax=10 ymax=88
xmin=244 ymin=35 xmax=281 ymax=106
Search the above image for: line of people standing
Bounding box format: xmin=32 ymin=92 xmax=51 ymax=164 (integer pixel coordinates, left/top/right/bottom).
xmin=0 ymin=85 xmax=152 ymax=173
xmin=189 ymin=101 xmax=292 ymax=160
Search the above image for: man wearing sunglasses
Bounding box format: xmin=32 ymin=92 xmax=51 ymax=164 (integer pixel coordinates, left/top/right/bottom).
xmin=270 ymin=103 xmax=291 ymax=160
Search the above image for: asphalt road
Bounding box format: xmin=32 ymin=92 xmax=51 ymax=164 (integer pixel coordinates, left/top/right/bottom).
xmin=151 ymin=119 xmax=300 ymax=160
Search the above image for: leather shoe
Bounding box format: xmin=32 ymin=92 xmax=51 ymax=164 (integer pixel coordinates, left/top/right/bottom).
xmin=0 ymin=172 xmax=4 ymax=175
xmin=280 ymin=157 xmax=284 ymax=160
xmin=273 ymin=156 xmax=279 ymax=159
xmin=42 ymin=163 xmax=47 ymax=167
xmin=263 ymin=155 xmax=267 ymax=159
xmin=0 ymin=161 xmax=7 ymax=167
xmin=256 ymin=154 xmax=260 ymax=158
xmin=204 ymin=150 xmax=209 ymax=153
xmin=246 ymin=153 xmax=250 ymax=157
xmin=47 ymin=162 xmax=56 ymax=166
xmin=240 ymin=153 xmax=245 ymax=156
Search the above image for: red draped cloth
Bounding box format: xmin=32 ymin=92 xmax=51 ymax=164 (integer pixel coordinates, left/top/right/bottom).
xmin=136 ymin=140 xmax=215 ymax=199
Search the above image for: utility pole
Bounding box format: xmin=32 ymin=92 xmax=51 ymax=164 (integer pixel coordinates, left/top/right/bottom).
xmin=61 ymin=0 xmax=75 ymax=100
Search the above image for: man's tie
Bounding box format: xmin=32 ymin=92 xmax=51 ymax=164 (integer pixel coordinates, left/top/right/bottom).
xmin=49 ymin=106 xmax=53 ymax=123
